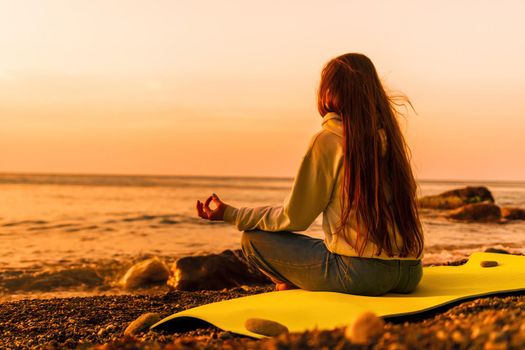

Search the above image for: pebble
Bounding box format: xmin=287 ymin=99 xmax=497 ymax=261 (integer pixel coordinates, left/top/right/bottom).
xmin=480 ymin=261 xmax=499 ymax=268
xmin=244 ymin=318 xmax=289 ymax=337
xmin=124 ymin=313 xmax=162 ymax=336
xmin=484 ymin=341 xmax=508 ymax=350
xmin=435 ymin=330 xmax=447 ymax=340
xmin=218 ymin=331 xmax=233 ymax=339
xmin=470 ymin=325 xmax=482 ymax=339
xmin=484 ymin=248 xmax=510 ymax=255
xmin=345 ymin=311 xmax=385 ymax=344
xmin=451 ymin=330 xmax=464 ymax=342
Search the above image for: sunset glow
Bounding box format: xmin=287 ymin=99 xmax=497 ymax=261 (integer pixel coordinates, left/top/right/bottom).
xmin=1 ymin=1 xmax=524 ymax=180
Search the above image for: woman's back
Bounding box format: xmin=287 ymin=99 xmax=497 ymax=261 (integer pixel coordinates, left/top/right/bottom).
xmin=302 ymin=112 xmax=422 ymax=260
xmin=197 ymin=52 xmax=424 ymax=294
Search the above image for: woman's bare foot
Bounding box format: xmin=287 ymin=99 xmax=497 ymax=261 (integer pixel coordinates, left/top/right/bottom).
xmin=275 ymin=282 xmax=299 ymax=291
xmin=257 ymin=269 xmax=298 ymax=291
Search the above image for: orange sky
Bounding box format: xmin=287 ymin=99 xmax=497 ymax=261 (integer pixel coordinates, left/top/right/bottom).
xmin=0 ymin=1 xmax=524 ymax=181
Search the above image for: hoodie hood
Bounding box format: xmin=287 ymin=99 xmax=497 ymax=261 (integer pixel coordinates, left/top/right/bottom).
xmin=321 ymin=112 xmax=388 ymax=155
xmin=321 ymin=112 xmax=343 ymax=137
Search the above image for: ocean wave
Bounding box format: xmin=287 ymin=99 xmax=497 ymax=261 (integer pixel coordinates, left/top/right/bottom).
xmin=2 ymin=220 xmax=49 ymax=227
xmin=0 ymin=173 xmax=293 ymax=190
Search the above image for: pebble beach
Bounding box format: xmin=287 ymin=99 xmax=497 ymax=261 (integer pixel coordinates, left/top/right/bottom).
xmin=1 ymin=282 xmax=524 ymax=349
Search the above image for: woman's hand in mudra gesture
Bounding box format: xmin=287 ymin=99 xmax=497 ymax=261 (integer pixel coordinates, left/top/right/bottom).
xmin=196 ymin=193 xmax=227 ymax=221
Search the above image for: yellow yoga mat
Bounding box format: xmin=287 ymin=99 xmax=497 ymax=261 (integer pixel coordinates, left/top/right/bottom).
xmin=151 ymin=252 xmax=525 ymax=338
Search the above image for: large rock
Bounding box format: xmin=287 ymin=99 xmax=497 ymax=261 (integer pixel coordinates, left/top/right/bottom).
xmin=419 ymin=186 xmax=494 ymax=210
xmin=447 ymin=203 xmax=501 ymax=222
xmin=501 ymin=207 xmax=525 ymax=221
xmin=120 ymin=257 xmax=170 ymax=290
xmin=168 ymin=249 xmax=271 ymax=291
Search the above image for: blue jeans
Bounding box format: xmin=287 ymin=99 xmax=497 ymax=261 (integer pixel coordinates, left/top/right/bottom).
xmin=241 ymin=229 xmax=423 ymax=296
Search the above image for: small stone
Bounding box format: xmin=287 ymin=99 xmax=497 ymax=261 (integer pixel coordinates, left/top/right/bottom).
xmin=480 ymin=261 xmax=499 ymax=268
xmin=62 ymin=338 xmax=76 ymax=348
xmin=484 ymin=341 xmax=508 ymax=350
xmin=218 ymin=331 xmax=233 ymax=339
xmin=452 ymin=330 xmax=464 ymax=342
xmin=436 ymin=330 xmax=447 ymax=340
xmin=471 ymin=326 xmax=482 ymax=339
xmin=344 ymin=311 xmax=385 ymax=344
xmin=244 ymin=318 xmax=289 ymax=337
xmin=124 ymin=313 xmax=162 ymax=336
xmin=387 ymin=344 xmax=406 ymax=350
xmin=484 ymin=248 xmax=510 ymax=255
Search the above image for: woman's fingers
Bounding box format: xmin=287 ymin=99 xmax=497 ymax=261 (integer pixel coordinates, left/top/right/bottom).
xmin=212 ymin=193 xmax=222 ymax=204
xmin=196 ymin=200 xmax=208 ymax=219
xmin=197 ymin=194 xmax=224 ymax=220
xmin=196 ymin=200 xmax=203 ymax=218
xmin=203 ymin=196 xmax=213 ymax=215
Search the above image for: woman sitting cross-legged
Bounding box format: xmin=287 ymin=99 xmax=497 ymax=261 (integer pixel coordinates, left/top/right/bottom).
xmin=196 ymin=52 xmax=424 ymax=296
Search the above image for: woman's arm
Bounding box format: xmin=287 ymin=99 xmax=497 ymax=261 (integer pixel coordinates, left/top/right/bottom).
xmin=223 ymin=130 xmax=339 ymax=232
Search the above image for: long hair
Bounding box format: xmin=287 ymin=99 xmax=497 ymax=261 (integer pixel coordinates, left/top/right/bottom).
xmin=317 ymin=53 xmax=424 ymax=258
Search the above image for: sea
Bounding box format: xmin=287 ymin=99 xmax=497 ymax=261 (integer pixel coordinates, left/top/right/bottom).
xmin=1 ymin=173 xmax=524 ymax=301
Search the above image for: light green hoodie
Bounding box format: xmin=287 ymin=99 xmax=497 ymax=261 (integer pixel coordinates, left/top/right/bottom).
xmin=223 ymin=112 xmax=422 ymax=260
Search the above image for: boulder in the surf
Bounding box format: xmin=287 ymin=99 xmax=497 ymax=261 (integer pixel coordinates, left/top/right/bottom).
xmin=419 ymin=186 xmax=494 ymax=210
xmin=447 ymin=202 xmax=501 ymax=222
xmin=501 ymin=207 xmax=525 ymax=221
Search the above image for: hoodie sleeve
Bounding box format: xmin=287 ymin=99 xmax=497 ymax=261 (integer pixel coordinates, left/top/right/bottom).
xmin=223 ymin=131 xmax=338 ymax=232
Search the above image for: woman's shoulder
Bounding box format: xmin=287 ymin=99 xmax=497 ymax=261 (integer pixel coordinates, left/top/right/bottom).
xmin=306 ymin=129 xmax=344 ymax=155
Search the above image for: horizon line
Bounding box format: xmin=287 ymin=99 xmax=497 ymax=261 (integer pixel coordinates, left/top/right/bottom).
xmin=0 ymin=170 xmax=524 ymax=185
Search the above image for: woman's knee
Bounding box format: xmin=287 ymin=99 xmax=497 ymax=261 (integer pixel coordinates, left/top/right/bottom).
xmin=240 ymin=230 xmax=260 ymax=257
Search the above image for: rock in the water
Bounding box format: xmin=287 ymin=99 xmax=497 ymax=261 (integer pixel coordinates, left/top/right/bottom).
xmin=484 ymin=248 xmax=510 ymax=255
xmin=480 ymin=261 xmax=499 ymax=268
xmin=244 ymin=318 xmax=288 ymax=337
xmin=168 ymin=249 xmax=270 ymax=291
xmin=345 ymin=311 xmax=385 ymax=344
xmin=419 ymin=186 xmax=494 ymax=210
xmin=447 ymin=203 xmax=501 ymax=222
xmin=120 ymin=257 xmax=169 ymax=290
xmin=501 ymin=207 xmax=525 ymax=221
xmin=124 ymin=313 xmax=161 ymax=336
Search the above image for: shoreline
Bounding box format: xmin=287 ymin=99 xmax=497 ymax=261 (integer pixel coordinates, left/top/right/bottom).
xmin=3 ymin=246 xmax=523 ymax=304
